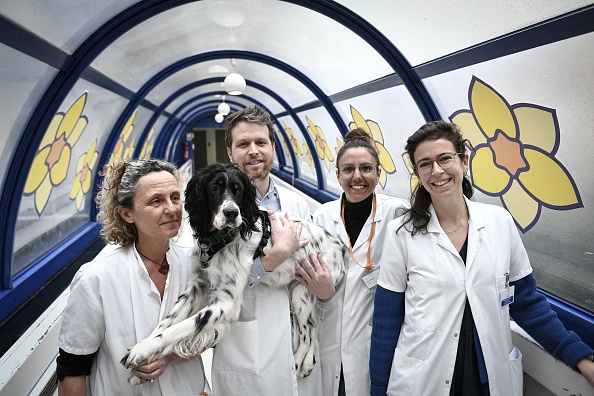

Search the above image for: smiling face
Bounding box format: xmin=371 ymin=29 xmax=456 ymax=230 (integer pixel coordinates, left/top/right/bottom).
xmin=227 ymin=121 xmax=275 ymax=183
xmin=336 ymin=147 xmax=380 ymax=203
xmin=119 ymin=171 xmax=182 ymax=244
xmin=413 ymin=138 xmax=468 ymax=203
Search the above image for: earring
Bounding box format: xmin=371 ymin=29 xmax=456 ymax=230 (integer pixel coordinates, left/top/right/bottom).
xmin=376 ymin=180 xmax=379 ymax=185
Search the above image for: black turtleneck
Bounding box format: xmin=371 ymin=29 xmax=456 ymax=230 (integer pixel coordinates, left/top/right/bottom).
xmin=343 ymin=192 xmax=374 ymax=245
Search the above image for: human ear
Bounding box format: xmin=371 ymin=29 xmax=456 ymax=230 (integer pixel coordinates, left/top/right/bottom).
xmin=118 ymin=207 xmax=134 ymax=224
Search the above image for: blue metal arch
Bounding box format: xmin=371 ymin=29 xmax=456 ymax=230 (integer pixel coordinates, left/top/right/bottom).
xmin=285 ymin=0 xmax=440 ymax=121
xmin=102 ymin=50 xmax=340 ymax=192
xmin=0 ymin=0 xmax=438 ymax=293
xmin=0 ymin=0 xmax=196 ymax=290
xmin=163 ymin=95 xmax=295 ymax=172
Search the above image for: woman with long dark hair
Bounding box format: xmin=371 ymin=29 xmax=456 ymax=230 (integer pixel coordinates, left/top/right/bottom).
xmin=369 ymin=121 xmax=594 ymax=395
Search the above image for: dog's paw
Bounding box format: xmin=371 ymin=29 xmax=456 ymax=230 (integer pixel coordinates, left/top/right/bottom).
xmin=120 ymin=352 xmax=131 ymax=367
xmin=121 ymin=339 xmax=160 ymax=368
xmin=293 ymin=343 xmax=316 ymax=378
xmin=127 ymin=372 xmax=143 ymax=385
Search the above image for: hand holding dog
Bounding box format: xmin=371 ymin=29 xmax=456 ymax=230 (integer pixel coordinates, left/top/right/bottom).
xmin=261 ymin=211 xmax=308 ymax=272
xmin=295 ymin=252 xmax=336 ymax=299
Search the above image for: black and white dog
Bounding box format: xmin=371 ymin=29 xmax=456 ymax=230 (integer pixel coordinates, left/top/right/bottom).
xmin=121 ymin=163 xmax=345 ymax=382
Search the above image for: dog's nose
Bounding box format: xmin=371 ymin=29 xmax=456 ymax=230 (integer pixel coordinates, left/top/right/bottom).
xmin=223 ymin=209 xmax=239 ymax=220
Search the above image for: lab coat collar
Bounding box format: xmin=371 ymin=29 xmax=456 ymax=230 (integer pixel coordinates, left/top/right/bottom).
xmin=428 ymin=197 xmax=485 ymax=260
xmin=331 ymin=193 xmax=384 ymax=251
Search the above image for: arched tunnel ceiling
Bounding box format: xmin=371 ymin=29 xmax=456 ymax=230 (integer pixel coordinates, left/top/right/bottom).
xmin=3 ymin=0 xmax=590 ymax=149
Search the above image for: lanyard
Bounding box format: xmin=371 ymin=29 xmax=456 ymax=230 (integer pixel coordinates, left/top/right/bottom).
xmin=340 ymin=193 xmax=377 ymax=271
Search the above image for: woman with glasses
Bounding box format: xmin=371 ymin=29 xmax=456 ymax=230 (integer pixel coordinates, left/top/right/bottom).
xmin=369 ymin=121 xmax=594 ymax=395
xmin=311 ymin=128 xmax=408 ymax=396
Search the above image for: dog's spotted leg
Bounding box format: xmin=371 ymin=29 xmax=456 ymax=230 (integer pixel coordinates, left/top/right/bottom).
xmin=289 ymin=283 xmax=319 ymax=377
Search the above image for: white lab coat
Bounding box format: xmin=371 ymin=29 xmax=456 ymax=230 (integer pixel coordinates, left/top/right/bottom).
xmin=58 ymin=244 xmax=209 ymax=396
xmin=211 ymin=185 xmax=322 ymax=396
xmin=313 ymin=193 xmax=408 ymax=396
xmin=378 ymin=198 xmax=532 ymax=396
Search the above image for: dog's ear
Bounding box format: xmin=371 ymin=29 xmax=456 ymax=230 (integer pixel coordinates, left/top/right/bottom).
xmin=230 ymin=165 xmax=261 ymax=240
xmin=185 ymin=166 xmax=214 ymax=240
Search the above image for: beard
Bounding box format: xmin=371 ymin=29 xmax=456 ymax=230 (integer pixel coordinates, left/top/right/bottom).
xmin=238 ymin=157 xmax=273 ymax=181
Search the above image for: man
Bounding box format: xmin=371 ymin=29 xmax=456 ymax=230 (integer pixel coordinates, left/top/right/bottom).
xmin=210 ymin=105 xmax=335 ymax=395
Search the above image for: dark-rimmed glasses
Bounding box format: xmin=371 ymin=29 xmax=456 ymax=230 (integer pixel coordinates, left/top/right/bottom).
xmin=414 ymin=153 xmax=461 ymax=175
xmin=338 ymin=163 xmax=379 ymax=177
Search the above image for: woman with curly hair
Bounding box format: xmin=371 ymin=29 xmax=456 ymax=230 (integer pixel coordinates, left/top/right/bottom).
xmin=57 ymin=159 xmax=209 ymax=396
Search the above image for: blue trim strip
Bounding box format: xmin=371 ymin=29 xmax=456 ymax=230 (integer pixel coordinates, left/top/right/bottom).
xmin=414 ymin=4 xmax=594 ymax=78
xmin=0 ymin=222 xmax=100 ymax=323
xmin=0 ymin=14 xmax=73 ymax=71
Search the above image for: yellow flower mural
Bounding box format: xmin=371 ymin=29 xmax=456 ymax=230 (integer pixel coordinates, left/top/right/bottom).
xmin=283 ymin=121 xmax=303 ymax=157
xmin=111 ymin=112 xmax=135 ymax=162
xmin=23 ymin=93 xmax=88 ymax=216
xmin=281 ymin=136 xmax=291 ymax=161
xmin=335 ymin=137 xmax=344 ymax=156
xmin=69 ymin=140 xmax=99 ymax=211
xmin=401 ymin=152 xmax=420 ymax=197
xmin=305 ymin=116 xmax=334 ymax=171
xmin=451 ymin=76 xmax=582 ymax=232
xmin=348 ymin=106 xmax=396 ymax=188
xmin=302 ymin=139 xmax=315 ymax=172
xmin=124 ymin=138 xmax=136 ymax=160
xmin=140 ymin=128 xmax=155 ymax=159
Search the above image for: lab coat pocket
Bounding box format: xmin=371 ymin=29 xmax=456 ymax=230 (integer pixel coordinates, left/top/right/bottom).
xmin=212 ymin=319 xmax=259 ymax=375
xmin=405 ymin=278 xmax=444 ymax=332
xmin=496 ymin=275 xmax=510 ymax=318
xmin=387 ymin=348 xmax=423 ymax=395
xmin=509 ymin=346 xmax=523 ymax=396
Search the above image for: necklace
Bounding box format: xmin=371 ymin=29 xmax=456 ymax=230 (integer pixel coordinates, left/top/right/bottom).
xmin=445 ymin=226 xmax=460 ymax=235
xmin=137 ymin=248 xmax=169 ymax=275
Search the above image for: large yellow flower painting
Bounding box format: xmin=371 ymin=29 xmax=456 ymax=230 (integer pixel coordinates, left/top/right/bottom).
xmin=23 ymin=93 xmax=88 ymax=216
xmin=69 ymin=140 xmax=99 ymax=211
xmin=305 ymin=116 xmax=334 ymax=171
xmin=302 ymin=139 xmax=315 ymax=172
xmin=140 ymin=128 xmax=155 ymax=160
xmin=348 ymin=106 xmax=396 ymax=188
xmin=283 ymin=121 xmax=303 ymax=157
xmin=451 ymin=76 xmax=582 ymax=232
xmin=111 ymin=112 xmax=135 ymax=162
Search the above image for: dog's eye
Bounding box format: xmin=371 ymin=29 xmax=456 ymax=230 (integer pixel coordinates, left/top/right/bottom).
xmin=210 ymin=185 xmax=219 ymax=192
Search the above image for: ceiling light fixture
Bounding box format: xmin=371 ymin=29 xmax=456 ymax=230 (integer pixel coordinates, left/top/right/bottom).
xmin=217 ymin=95 xmax=230 ymax=115
xmin=215 ymin=113 xmax=224 ymax=123
xmin=224 ymin=59 xmax=246 ymax=95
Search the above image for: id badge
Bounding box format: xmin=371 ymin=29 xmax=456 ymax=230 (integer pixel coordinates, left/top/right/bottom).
xmin=362 ymin=266 xmax=380 ymax=290
xmin=500 ymin=285 xmax=515 ymax=308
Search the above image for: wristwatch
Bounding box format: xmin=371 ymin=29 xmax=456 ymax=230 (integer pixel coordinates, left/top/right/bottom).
xmin=588 ymin=354 xmax=594 ymax=362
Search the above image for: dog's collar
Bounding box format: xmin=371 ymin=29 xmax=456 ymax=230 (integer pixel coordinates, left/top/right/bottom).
xmin=253 ymin=210 xmax=271 ymax=260
xmin=198 ymin=230 xmax=236 ymax=267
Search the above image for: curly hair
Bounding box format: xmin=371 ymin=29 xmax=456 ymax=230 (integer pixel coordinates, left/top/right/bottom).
xmin=336 ymin=128 xmax=380 ymax=167
xmin=399 ymin=121 xmax=474 ymax=235
xmin=95 ymin=159 xmax=180 ymax=247
xmin=224 ymin=105 xmax=275 ymax=148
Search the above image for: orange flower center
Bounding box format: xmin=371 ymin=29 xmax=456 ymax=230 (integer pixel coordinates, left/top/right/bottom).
xmin=46 ymin=135 xmax=67 ymax=169
xmin=316 ymin=136 xmax=326 ymax=150
xmin=80 ymin=164 xmax=90 ymax=187
xmin=489 ymin=131 xmax=527 ymax=177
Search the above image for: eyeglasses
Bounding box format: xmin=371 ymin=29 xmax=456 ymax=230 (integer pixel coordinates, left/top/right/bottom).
xmin=338 ymin=163 xmax=379 ymax=177
xmin=414 ymin=153 xmax=461 ymax=175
